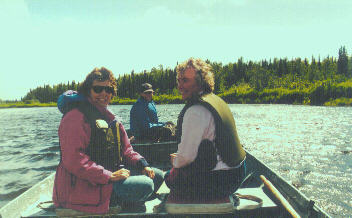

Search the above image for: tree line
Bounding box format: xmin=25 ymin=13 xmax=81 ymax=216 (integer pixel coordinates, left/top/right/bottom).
xmin=15 ymin=46 xmax=352 ymax=106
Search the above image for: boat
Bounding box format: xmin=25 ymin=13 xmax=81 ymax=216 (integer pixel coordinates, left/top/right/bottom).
xmin=0 ymin=141 xmax=330 ymax=218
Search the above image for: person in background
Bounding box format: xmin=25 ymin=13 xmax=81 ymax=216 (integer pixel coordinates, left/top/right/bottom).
xmin=130 ymin=83 xmax=175 ymax=142
xmin=165 ymin=58 xmax=247 ymax=200
xmin=53 ymin=67 xmax=164 ymax=214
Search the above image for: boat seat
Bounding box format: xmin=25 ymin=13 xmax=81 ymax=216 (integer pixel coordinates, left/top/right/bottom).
xmin=20 ymin=199 xmax=122 ymax=218
xmin=161 ymin=186 xmax=276 ymax=214
xmin=164 ymin=194 xmax=235 ymax=214
xmin=21 ymin=202 xmax=121 ymax=218
xmin=55 ymin=206 xmax=121 ymax=217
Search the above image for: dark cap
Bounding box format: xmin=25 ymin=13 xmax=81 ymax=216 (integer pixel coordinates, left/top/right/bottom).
xmin=140 ymin=83 xmax=154 ymax=93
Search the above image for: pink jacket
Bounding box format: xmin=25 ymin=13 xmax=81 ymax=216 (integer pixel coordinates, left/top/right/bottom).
xmin=53 ymin=101 xmax=145 ymax=214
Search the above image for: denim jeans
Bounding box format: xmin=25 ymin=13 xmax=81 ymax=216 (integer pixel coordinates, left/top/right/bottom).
xmin=111 ymin=167 xmax=164 ymax=203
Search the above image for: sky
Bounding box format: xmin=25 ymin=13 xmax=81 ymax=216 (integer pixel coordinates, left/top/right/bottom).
xmin=1 ymin=0 xmax=352 ymax=100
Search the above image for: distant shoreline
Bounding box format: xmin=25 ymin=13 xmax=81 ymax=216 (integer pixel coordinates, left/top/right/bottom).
xmin=1 ymin=97 xmax=352 ymax=109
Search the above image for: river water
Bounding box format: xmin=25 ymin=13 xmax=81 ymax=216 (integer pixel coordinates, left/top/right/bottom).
xmin=0 ymin=104 xmax=351 ymax=216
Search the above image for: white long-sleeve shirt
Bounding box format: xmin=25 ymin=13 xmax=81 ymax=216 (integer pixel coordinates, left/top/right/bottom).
xmin=173 ymin=104 xmax=238 ymax=171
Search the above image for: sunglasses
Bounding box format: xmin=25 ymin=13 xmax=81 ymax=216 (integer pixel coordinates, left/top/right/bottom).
xmin=92 ymin=86 xmax=114 ymax=94
xmin=144 ymin=91 xmax=154 ymax=95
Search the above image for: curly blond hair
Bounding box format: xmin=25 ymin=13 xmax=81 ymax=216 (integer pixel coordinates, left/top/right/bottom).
xmin=176 ymin=58 xmax=214 ymax=93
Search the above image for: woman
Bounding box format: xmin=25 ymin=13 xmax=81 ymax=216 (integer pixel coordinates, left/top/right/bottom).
xmin=165 ymin=58 xmax=247 ymax=200
xmin=53 ymin=67 xmax=164 ymax=214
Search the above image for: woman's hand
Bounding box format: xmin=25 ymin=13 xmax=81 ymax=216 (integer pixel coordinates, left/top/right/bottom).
xmin=129 ymin=136 xmax=135 ymax=143
xmin=142 ymin=167 xmax=155 ymax=179
xmin=110 ymin=168 xmax=130 ymax=181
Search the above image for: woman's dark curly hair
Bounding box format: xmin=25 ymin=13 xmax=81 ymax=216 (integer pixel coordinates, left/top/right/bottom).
xmin=78 ymin=67 xmax=117 ymax=97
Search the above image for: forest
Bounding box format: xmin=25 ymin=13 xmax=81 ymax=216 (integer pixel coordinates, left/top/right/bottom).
xmin=2 ymin=46 xmax=352 ymax=107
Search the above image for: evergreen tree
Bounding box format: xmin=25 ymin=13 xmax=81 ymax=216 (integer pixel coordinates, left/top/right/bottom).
xmin=337 ymin=46 xmax=348 ymax=76
xmin=348 ymin=55 xmax=352 ymax=77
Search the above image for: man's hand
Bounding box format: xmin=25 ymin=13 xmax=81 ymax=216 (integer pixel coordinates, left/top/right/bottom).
xmin=170 ymin=153 xmax=177 ymax=166
xmin=142 ymin=167 xmax=155 ymax=179
xmin=110 ymin=168 xmax=130 ymax=181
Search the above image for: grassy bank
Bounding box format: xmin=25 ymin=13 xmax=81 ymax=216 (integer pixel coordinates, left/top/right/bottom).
xmin=324 ymin=97 xmax=352 ymax=106
xmin=0 ymin=101 xmax=57 ymax=109
xmin=109 ymin=94 xmax=183 ymax=105
xmin=0 ymin=94 xmax=183 ymax=108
